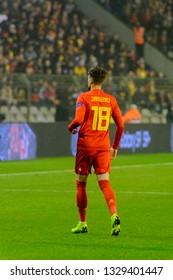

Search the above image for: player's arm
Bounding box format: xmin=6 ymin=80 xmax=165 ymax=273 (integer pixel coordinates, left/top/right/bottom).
xmin=111 ymin=98 xmax=124 ymax=157
xmin=68 ymin=95 xmax=86 ymax=134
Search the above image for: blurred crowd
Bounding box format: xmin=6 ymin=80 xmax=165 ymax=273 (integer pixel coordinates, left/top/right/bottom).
xmin=0 ymin=0 xmax=173 ymax=122
xmin=0 ymin=0 xmax=165 ymax=77
xmin=1 ymin=72 xmax=173 ymax=123
xmin=97 ymin=0 xmax=173 ymax=59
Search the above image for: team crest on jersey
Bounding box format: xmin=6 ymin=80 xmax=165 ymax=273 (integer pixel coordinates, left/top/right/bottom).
xmin=76 ymin=102 xmax=83 ymax=107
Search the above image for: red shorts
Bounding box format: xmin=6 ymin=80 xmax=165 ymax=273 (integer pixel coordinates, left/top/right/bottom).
xmin=75 ymin=149 xmax=111 ymax=175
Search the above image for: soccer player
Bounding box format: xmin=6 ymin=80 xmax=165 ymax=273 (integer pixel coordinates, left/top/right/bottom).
xmin=68 ymin=66 xmax=124 ymax=236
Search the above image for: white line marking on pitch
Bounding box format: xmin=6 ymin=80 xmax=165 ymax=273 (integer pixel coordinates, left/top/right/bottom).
xmin=118 ymin=191 xmax=173 ymax=196
xmin=0 ymin=162 xmax=173 ymax=177
xmin=0 ymin=189 xmax=172 ymax=196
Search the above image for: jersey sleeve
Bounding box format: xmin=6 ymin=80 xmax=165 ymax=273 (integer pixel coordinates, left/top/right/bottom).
xmin=111 ymin=98 xmax=124 ymax=149
xmin=68 ymin=94 xmax=86 ymax=131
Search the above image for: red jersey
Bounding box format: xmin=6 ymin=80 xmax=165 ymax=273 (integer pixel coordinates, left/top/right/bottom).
xmin=68 ymin=89 xmax=124 ymax=151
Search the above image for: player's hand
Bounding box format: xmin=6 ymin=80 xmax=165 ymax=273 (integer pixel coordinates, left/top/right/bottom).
xmin=110 ymin=147 xmax=117 ymax=159
xmin=68 ymin=125 xmax=78 ymax=134
xmin=71 ymin=128 xmax=78 ymax=134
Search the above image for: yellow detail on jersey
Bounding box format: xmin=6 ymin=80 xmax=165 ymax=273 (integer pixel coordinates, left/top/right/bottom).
xmin=91 ymin=106 xmax=111 ymax=131
xmin=91 ymin=96 xmax=110 ymax=103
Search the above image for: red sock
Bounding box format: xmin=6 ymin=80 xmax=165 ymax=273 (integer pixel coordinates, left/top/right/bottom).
xmin=98 ymin=180 xmax=117 ymax=215
xmin=76 ymin=180 xmax=87 ymax=222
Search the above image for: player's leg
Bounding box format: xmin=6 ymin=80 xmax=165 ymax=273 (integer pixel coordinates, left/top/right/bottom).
xmin=76 ymin=174 xmax=88 ymax=223
xmin=72 ymin=150 xmax=91 ymax=233
xmin=97 ymin=172 xmax=118 ymax=216
xmin=72 ymin=174 xmax=88 ymax=233
xmin=94 ymin=151 xmax=120 ymax=236
xmin=97 ymin=173 xmax=120 ymax=236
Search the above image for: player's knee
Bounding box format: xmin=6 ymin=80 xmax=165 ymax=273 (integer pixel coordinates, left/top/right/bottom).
xmin=76 ymin=174 xmax=88 ymax=183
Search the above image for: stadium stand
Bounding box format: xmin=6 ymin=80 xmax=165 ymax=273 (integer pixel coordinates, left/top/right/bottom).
xmin=0 ymin=0 xmax=173 ymax=123
xmin=96 ymin=0 xmax=173 ymax=60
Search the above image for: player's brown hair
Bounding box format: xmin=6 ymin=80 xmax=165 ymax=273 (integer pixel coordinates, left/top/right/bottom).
xmin=88 ymin=66 xmax=107 ymax=85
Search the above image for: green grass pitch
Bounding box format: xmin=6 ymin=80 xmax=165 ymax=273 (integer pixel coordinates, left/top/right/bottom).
xmin=0 ymin=153 xmax=173 ymax=260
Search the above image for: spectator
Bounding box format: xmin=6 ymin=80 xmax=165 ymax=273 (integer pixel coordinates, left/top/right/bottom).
xmin=73 ymin=60 xmax=87 ymax=76
xmin=31 ymin=87 xmax=40 ymax=106
xmin=38 ymin=81 xmax=48 ymax=105
xmin=146 ymin=79 xmax=157 ymax=111
xmin=136 ymin=59 xmax=147 ymax=78
xmin=133 ymin=21 xmax=145 ymax=60
xmin=14 ymin=88 xmax=27 ymax=106
xmin=132 ymin=85 xmax=149 ymax=109
xmin=156 ymin=89 xmax=170 ymax=113
xmin=128 ymin=78 xmax=136 ymax=101
xmin=117 ymin=91 xmax=127 ymax=114
xmin=24 ymin=44 xmax=37 ymax=62
xmin=0 ymin=78 xmax=15 ymax=105
xmin=122 ymin=104 xmax=142 ymax=123
xmin=44 ymin=84 xmax=57 ymax=104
